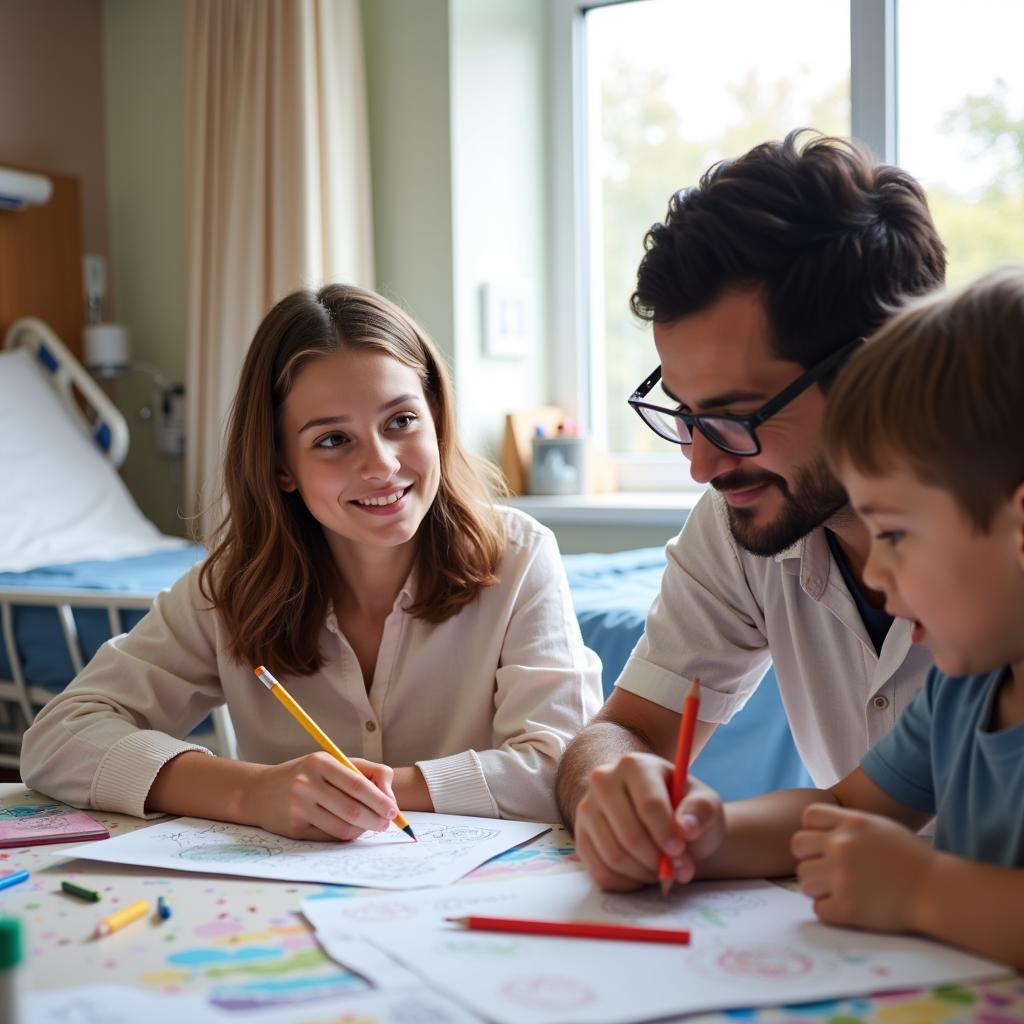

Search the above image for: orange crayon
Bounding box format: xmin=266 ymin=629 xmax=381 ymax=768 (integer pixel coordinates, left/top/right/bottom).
xmin=659 ymin=677 xmax=701 ymax=896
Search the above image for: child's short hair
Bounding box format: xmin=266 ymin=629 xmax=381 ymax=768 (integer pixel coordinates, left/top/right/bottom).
xmin=823 ymin=266 xmax=1024 ymax=530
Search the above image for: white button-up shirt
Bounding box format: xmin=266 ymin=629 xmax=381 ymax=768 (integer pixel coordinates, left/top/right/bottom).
xmin=616 ymin=491 xmax=934 ymax=787
xmin=22 ymin=507 xmax=602 ymax=822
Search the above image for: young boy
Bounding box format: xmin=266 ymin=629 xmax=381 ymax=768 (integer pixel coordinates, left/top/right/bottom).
xmin=663 ymin=267 xmax=1024 ymax=968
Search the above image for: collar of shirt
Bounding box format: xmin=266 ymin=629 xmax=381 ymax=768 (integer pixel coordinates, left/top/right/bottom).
xmin=325 ymin=563 xmax=419 ymax=631
xmin=772 ymin=523 xmax=835 ymax=600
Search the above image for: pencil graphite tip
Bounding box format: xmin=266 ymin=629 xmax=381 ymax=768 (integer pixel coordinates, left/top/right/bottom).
xmin=401 ymin=822 xmax=418 ymax=841
xmin=660 ymin=876 xmax=674 ymax=898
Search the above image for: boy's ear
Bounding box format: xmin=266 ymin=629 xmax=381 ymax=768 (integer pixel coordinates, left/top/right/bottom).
xmin=277 ymin=463 xmax=297 ymax=493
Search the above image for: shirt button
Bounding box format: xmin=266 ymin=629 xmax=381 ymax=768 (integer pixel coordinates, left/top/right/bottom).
xmin=365 ymin=721 xmax=377 ymax=732
xmin=872 ymin=695 xmax=890 ymax=710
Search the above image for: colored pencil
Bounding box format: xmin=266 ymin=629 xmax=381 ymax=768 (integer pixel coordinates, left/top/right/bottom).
xmin=0 ymin=870 xmax=29 ymax=892
xmin=447 ymin=915 xmax=690 ymax=945
xmin=157 ymin=895 xmax=171 ymax=920
xmin=61 ymin=880 xmax=101 ymax=902
xmin=253 ymin=666 xmax=416 ymax=841
xmin=94 ymin=899 xmax=149 ymax=937
xmin=659 ymin=677 xmax=701 ymax=896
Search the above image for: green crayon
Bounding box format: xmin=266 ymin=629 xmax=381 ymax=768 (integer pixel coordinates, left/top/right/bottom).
xmin=61 ymin=880 xmax=101 ymax=902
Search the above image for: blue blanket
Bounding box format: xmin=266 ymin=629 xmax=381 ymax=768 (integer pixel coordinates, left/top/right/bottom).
xmin=0 ymin=547 xmax=207 ymax=691
xmin=3 ymin=545 xmax=810 ymax=799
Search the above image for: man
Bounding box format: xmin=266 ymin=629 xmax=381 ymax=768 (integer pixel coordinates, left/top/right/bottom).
xmin=555 ymin=130 xmax=947 ymax=891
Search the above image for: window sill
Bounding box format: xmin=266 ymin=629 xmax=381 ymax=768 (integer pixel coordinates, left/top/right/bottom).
xmin=502 ymin=491 xmax=701 ymax=527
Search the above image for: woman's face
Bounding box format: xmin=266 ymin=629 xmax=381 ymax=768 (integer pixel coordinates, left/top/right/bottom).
xmin=276 ymin=347 xmax=441 ymax=560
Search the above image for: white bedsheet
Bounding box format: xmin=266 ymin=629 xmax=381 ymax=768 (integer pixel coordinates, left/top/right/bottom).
xmin=0 ymin=347 xmax=186 ymax=573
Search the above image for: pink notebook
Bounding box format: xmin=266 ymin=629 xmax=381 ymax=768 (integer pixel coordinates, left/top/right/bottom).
xmin=0 ymin=801 xmax=110 ymax=848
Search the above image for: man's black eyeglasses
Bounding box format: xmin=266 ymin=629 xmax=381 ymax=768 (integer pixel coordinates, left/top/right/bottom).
xmin=627 ymin=337 xmax=864 ymax=457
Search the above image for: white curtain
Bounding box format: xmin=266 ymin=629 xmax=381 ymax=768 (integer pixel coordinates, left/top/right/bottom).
xmin=184 ymin=0 xmax=374 ymax=532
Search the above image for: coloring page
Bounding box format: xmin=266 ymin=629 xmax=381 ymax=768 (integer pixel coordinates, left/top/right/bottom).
xmin=55 ymin=813 xmax=549 ymax=890
xmin=304 ymin=872 xmax=1011 ymax=1024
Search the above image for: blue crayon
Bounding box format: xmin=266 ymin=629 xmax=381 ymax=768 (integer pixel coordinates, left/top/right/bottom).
xmin=0 ymin=870 xmax=29 ymax=893
xmin=157 ymin=895 xmax=171 ymax=920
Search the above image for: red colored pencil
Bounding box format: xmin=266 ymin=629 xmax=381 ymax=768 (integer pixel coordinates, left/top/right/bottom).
xmin=659 ymin=677 xmax=701 ymax=896
xmin=447 ymin=915 xmax=689 ymax=945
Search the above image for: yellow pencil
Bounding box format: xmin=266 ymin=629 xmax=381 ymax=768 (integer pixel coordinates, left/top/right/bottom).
xmin=94 ymin=899 xmax=149 ymax=937
xmin=253 ymin=666 xmax=417 ymax=841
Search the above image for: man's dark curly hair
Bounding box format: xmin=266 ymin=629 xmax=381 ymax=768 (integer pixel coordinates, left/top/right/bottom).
xmin=631 ymin=129 xmax=947 ymax=370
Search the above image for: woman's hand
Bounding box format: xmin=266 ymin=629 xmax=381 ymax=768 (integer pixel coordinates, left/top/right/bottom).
xmin=792 ymin=803 xmax=935 ymax=932
xmin=243 ymin=752 xmax=398 ymax=841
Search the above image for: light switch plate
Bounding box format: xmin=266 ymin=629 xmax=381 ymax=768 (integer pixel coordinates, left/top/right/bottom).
xmin=480 ymin=280 xmax=532 ymax=359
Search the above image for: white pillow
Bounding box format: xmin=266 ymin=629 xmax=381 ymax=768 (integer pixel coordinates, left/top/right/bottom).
xmin=0 ymin=346 xmax=186 ymax=572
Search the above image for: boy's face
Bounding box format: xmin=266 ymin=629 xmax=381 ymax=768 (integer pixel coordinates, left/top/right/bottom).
xmin=842 ymin=462 xmax=1024 ymax=677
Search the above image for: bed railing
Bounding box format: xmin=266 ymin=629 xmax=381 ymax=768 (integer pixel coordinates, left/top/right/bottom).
xmin=3 ymin=317 xmax=129 ymax=467
xmin=0 ymin=588 xmax=238 ymax=770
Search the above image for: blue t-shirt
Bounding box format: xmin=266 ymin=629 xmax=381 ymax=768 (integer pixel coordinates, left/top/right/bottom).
xmin=861 ymin=666 xmax=1024 ymax=867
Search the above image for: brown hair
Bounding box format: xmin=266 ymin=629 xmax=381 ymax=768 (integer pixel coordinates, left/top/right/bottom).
xmin=632 ymin=130 xmax=946 ymax=374
xmin=822 ymin=266 xmax=1024 ymax=530
xmin=199 ymin=284 xmax=505 ymax=675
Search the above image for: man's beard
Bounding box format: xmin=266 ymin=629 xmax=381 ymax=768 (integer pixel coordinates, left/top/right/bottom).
xmin=713 ymin=456 xmax=847 ymax=557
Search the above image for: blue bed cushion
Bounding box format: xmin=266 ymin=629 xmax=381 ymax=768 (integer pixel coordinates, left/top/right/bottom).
xmin=564 ymin=547 xmax=812 ymax=800
xmin=0 ymin=547 xmax=206 ymax=692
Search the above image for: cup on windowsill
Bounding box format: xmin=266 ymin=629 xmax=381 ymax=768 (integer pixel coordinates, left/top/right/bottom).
xmin=529 ymin=436 xmax=588 ymax=495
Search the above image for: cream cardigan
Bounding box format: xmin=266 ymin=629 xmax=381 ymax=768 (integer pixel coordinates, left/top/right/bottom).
xmin=21 ymin=507 xmax=602 ymax=822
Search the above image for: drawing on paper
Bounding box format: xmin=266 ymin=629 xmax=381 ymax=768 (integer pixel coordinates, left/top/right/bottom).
xmin=0 ymin=802 xmax=67 ymax=820
xmin=338 ymin=901 xmax=421 ymax=924
xmin=442 ymin=937 xmax=520 ymax=957
xmin=690 ymin=943 xmax=835 ymax=982
xmin=500 ymin=976 xmax=596 ymax=1011
xmin=179 ymin=843 xmax=274 ymax=862
xmin=601 ymin=885 xmax=766 ymax=926
xmin=429 ymin=893 xmax=508 ymax=914
xmin=414 ymin=826 xmax=499 ymax=844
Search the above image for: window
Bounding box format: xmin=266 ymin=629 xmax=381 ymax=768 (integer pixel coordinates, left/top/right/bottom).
xmin=897 ymin=0 xmax=1024 ymax=286
xmin=559 ymin=0 xmax=1024 ymax=490
xmin=585 ymin=0 xmax=850 ymax=473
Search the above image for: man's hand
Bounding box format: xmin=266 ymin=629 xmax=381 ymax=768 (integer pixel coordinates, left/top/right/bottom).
xmin=574 ymin=752 xmax=726 ymax=891
xmin=792 ymin=803 xmax=935 ymax=932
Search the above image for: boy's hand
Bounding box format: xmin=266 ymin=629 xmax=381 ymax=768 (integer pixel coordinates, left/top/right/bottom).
xmin=574 ymin=754 xmax=725 ymax=891
xmin=792 ymin=803 xmax=934 ymax=932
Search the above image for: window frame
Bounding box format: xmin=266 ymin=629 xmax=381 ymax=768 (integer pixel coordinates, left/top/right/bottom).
xmin=547 ymin=0 xmax=898 ymax=493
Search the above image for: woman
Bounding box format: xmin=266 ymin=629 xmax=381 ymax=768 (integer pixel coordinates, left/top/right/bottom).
xmin=21 ymin=285 xmax=601 ymax=836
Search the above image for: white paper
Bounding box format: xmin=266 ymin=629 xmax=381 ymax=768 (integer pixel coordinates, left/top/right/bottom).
xmin=26 ymin=983 xmax=483 ymax=1024
xmin=56 ymin=812 xmax=549 ymax=889
xmin=304 ymin=872 xmax=1011 ymax=1024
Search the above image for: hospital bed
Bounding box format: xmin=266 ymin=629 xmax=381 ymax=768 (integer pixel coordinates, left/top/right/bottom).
xmin=0 ymin=318 xmax=224 ymax=767
xmin=0 ymin=318 xmax=808 ymax=797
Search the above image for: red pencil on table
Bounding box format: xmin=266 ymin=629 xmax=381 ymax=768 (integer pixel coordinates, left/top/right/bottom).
xmin=446 ymin=915 xmax=689 ymax=945
xmin=659 ymin=677 xmax=701 ymax=897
